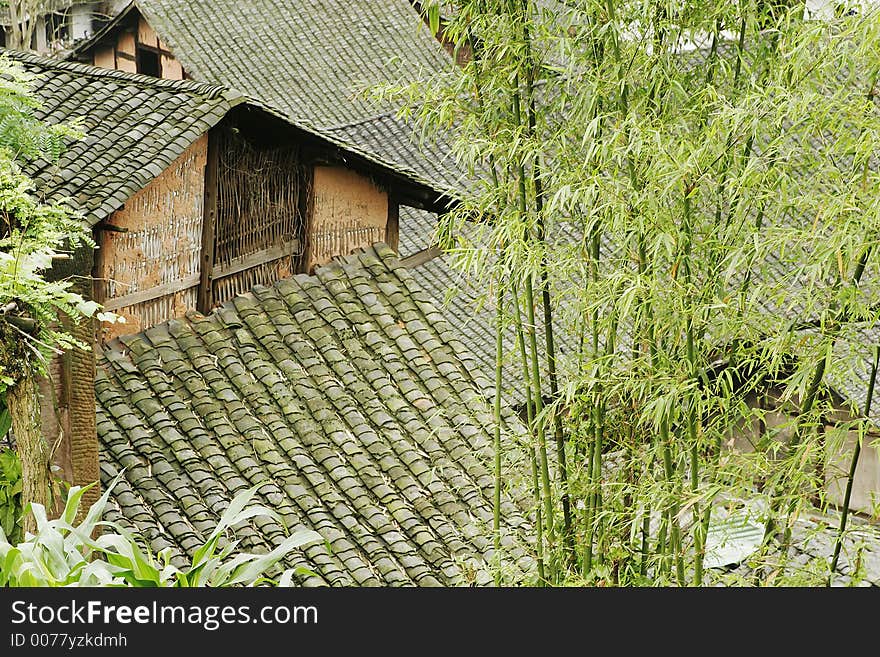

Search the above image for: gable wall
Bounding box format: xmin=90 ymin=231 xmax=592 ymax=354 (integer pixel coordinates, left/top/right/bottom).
xmin=90 ymin=14 xmax=184 ymax=79
xmin=95 ymin=135 xmax=207 ymax=339
xmin=85 ymin=12 xmax=400 ymax=277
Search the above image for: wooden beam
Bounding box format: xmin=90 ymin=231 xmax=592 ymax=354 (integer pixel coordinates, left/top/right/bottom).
xmin=197 ymin=129 xmax=220 ymax=314
xmin=386 ymin=197 xmax=400 ymax=252
xmin=101 ymin=274 xmax=200 ymax=311
xmin=298 ymin=163 xmax=316 ymax=274
xmin=100 ymin=239 xmax=298 ymax=314
xmin=211 ymin=239 xmax=301 ymax=280
xmin=400 ymin=246 xmax=443 ymax=269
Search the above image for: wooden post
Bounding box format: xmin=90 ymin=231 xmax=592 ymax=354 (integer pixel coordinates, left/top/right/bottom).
xmin=386 ymin=196 xmax=400 ymax=252
xmin=297 ymin=162 xmax=316 ymax=274
xmin=197 ymin=129 xmax=220 ymax=314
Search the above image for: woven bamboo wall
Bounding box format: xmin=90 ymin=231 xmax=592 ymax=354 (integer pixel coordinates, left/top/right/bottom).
xmin=95 ymin=136 xmax=207 ymax=339
xmin=207 ymin=127 xmax=308 ymax=308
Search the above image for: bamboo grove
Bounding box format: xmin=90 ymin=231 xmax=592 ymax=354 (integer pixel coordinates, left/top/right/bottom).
xmin=382 ymin=1 xmax=880 ymax=585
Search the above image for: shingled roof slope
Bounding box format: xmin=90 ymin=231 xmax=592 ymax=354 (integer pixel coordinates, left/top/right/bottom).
xmin=75 ymin=0 xmax=467 ymax=197
xmin=96 ymin=244 xmax=534 ymax=586
xmin=3 ymin=48 xmax=242 ymax=225
xmin=402 ymin=207 xmax=581 ymax=407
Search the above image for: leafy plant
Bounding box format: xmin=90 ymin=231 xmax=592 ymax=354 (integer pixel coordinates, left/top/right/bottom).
xmin=0 ymin=447 xmax=22 ymax=544
xmin=0 ymin=395 xmax=11 ymax=440
xmin=0 ymin=477 xmax=321 ymax=587
xmin=391 ymin=1 xmax=880 ymax=585
xmin=0 ymin=53 xmax=120 ymax=531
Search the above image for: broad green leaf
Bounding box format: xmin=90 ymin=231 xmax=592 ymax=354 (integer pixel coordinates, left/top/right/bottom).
xmin=222 ymin=530 xmax=321 ymax=587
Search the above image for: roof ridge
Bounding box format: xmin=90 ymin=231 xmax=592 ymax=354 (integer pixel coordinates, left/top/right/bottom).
xmin=2 ymin=47 xmax=243 ymax=103
xmin=320 ymin=109 xmax=404 ymax=132
xmin=66 ymin=0 xmax=465 ymax=200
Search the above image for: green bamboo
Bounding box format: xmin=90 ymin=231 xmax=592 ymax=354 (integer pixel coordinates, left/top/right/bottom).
xmin=508 ymin=57 xmax=555 ymax=561
xmin=634 ymin=234 xmax=655 ymax=577
xmin=584 ymin=404 xmax=603 ymax=574
xmin=455 ymin=0 xmax=542 ymax=585
xmin=828 ymin=345 xmax=880 ymax=584
xmin=517 ymin=0 xmax=575 ymax=566
xmin=682 ymin=189 xmax=707 ymax=586
xmin=763 ymin=61 xmax=878 ymax=551
xmin=660 ymin=417 xmax=686 ymax=586
xmin=766 ymin=245 xmax=875 ymax=549
xmin=592 ymin=407 xmax=604 ymax=563
xmin=493 ymin=267 xmax=504 ymax=586
xmin=655 ymin=513 xmax=668 ymax=578
xmin=584 ymin=427 xmax=596 ymax=574
xmin=689 ymin=404 xmax=705 ymax=586
xmin=530 ymin=445 xmax=547 ymax=586
xmin=639 ymin=512 xmax=651 ymax=578
xmin=513 ymin=279 xmax=547 ymax=584
xmin=522 ymin=276 xmax=555 ymax=552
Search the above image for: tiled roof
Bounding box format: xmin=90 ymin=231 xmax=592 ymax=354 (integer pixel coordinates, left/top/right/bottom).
xmin=4 ymin=48 xmax=242 ymax=225
xmin=96 ymin=244 xmax=535 ymax=586
xmin=75 ymin=0 xmax=467 ymax=198
xmin=402 ymin=207 xmax=581 ymax=407
xmin=324 ymin=112 xmax=467 ymax=196
xmin=399 ymin=205 xmax=439 ymax=257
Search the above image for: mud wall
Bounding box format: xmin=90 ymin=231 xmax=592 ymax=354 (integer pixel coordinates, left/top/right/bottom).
xmin=94 ymin=136 xmax=207 ymax=338
xmin=305 ymin=166 xmax=389 ymax=272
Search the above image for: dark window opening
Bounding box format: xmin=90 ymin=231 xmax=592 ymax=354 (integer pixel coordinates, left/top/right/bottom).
xmin=47 ymin=11 xmax=70 ymax=45
xmin=136 ymin=48 xmax=161 ymax=77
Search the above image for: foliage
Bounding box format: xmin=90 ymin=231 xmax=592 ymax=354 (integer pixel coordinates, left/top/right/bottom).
xmin=0 ymin=395 xmax=10 ymax=439
xmin=0 ymin=447 xmax=22 ymax=544
xmin=0 ymin=52 xmax=112 ymax=532
xmin=390 ymin=1 xmax=880 ymax=585
xmin=0 ymin=54 xmax=105 ymax=391
xmin=0 ymin=56 xmax=81 ymax=161
xmin=0 ymin=445 xmax=72 ymax=546
xmin=0 ymin=478 xmax=322 ymax=587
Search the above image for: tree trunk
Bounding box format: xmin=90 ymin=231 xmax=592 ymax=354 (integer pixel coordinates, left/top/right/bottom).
xmin=6 ymin=2 xmax=24 ymax=50
xmin=64 ymin=312 xmax=100 ymax=515
xmin=53 ymin=244 xmax=101 ymax=517
xmin=7 ymin=374 xmax=49 ymax=536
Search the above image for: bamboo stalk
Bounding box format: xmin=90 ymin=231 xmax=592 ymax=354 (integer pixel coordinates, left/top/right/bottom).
xmin=584 ymin=429 xmax=596 ymax=574
xmin=493 ymin=264 xmax=505 ymax=586
xmin=639 ymin=510 xmax=651 ymax=578
xmin=681 ymin=188 xmax=707 ymax=586
xmin=530 ymin=445 xmax=547 ymax=586
xmin=507 ymin=49 xmax=556 ymax=564
xmin=584 ymin=223 xmax=606 ymax=574
xmin=522 ymin=275 xmax=555 ymax=562
xmin=584 ymin=408 xmax=600 ymax=574
xmin=517 ymin=0 xmax=575 ymax=567
xmin=828 ymin=345 xmax=880 ymax=584
xmin=660 ymin=418 xmax=685 ymax=586
xmin=513 ymin=279 xmax=547 ymax=584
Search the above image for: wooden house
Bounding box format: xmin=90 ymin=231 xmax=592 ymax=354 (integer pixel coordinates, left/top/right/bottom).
xmin=14 ymin=50 xmax=451 ymax=336
xmin=8 ymin=49 xmax=451 ymax=502
xmin=68 ymin=0 xmax=467 ymax=274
